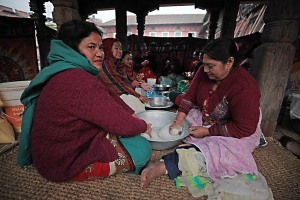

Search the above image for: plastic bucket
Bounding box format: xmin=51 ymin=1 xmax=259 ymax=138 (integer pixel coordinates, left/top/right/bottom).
xmin=0 ymin=81 xmax=30 ymax=133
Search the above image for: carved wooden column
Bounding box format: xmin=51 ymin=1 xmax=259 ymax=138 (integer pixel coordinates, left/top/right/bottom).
xmin=207 ymin=9 xmax=220 ymax=41
xmin=29 ymin=0 xmax=51 ymax=69
xmin=115 ymin=5 xmax=128 ymax=50
xmin=221 ymin=0 xmax=240 ymax=38
xmin=250 ymin=0 xmax=300 ymax=137
xmin=136 ymin=11 xmax=147 ymax=50
xmin=52 ymin=0 xmax=81 ymax=28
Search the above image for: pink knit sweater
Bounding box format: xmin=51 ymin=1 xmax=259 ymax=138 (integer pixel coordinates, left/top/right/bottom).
xmin=31 ymin=69 xmax=147 ymax=182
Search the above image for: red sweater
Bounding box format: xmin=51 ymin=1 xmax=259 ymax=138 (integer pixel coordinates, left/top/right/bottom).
xmin=178 ymin=66 xmax=261 ymax=138
xmin=31 ymin=69 xmax=147 ymax=182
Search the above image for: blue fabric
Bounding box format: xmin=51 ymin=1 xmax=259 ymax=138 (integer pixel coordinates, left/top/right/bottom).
xmin=17 ymin=40 xmax=99 ymax=167
xmin=162 ymin=149 xmax=181 ymax=179
xmin=119 ymin=136 xmax=152 ymax=174
xmin=162 ymin=145 xmax=200 ymax=180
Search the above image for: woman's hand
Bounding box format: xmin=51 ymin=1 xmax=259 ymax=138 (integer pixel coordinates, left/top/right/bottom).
xmin=189 ymin=126 xmax=209 ymax=138
xmin=141 ymin=123 xmax=152 ymax=140
xmin=138 ymin=95 xmax=149 ymax=103
xmin=132 ymin=80 xmax=140 ymax=87
xmin=136 ymin=73 xmax=144 ymax=82
xmin=169 ymin=121 xmax=182 ymax=135
xmin=140 ymin=82 xmax=151 ymax=91
xmin=141 ymin=60 xmax=149 ymax=67
xmin=146 ymin=123 xmax=152 ymax=135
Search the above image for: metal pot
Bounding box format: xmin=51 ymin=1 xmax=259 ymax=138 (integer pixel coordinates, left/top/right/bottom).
xmin=137 ymin=110 xmax=191 ymax=150
xmin=152 ymin=84 xmax=172 ymax=91
xmin=149 ymin=96 xmax=167 ymax=107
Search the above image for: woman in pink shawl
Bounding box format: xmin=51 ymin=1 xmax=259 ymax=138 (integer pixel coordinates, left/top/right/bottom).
xmin=99 ymin=38 xmax=148 ymax=103
xmin=140 ymin=38 xmax=272 ymax=199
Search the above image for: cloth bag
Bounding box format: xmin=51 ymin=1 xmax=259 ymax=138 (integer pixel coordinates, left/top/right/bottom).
xmin=120 ymin=94 xmax=146 ymax=114
xmin=0 ymin=99 xmax=15 ymax=143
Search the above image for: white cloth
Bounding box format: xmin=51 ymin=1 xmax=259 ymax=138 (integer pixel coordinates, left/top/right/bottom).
xmin=120 ymin=94 xmax=145 ymax=114
xmin=213 ymin=172 xmax=274 ymax=200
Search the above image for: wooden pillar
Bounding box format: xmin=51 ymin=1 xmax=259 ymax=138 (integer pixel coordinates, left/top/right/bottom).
xmin=52 ymin=0 xmax=81 ymax=28
xmin=250 ymin=0 xmax=300 ymax=137
xmin=221 ymin=0 xmax=240 ymax=38
xmin=136 ymin=11 xmax=147 ymax=50
xmin=29 ymin=0 xmax=51 ymax=69
xmin=208 ymin=9 xmax=220 ymax=41
xmin=115 ymin=5 xmax=128 ymax=50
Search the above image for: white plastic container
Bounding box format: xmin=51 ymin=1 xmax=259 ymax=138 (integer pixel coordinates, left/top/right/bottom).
xmin=147 ymin=78 xmax=156 ymax=86
xmin=0 ymin=81 xmax=30 ymax=133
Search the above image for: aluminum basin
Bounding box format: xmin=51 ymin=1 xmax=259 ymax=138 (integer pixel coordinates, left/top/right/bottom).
xmin=137 ymin=110 xmax=191 ymax=150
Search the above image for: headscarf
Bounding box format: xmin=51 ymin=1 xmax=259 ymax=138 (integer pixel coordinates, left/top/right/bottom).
xmin=103 ymin=38 xmax=124 ymax=70
xmin=103 ymin=38 xmax=118 ymax=60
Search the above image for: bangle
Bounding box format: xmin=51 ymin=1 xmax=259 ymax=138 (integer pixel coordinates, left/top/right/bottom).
xmin=173 ymin=120 xmax=182 ymax=125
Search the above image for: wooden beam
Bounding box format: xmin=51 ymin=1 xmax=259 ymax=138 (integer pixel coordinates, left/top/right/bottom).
xmin=221 ymin=0 xmax=240 ymax=38
xmin=251 ymin=0 xmax=300 ymax=137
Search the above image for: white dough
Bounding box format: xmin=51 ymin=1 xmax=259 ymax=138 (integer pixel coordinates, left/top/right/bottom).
xmin=156 ymin=123 xmax=182 ymax=140
xmin=170 ymin=127 xmax=182 ymax=136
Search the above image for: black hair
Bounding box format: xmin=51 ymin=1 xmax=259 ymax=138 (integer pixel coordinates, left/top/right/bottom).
xmin=201 ymin=38 xmax=240 ymax=68
xmin=57 ymin=19 xmax=102 ymax=52
xmin=122 ymin=50 xmax=132 ymax=59
xmin=193 ymin=50 xmax=201 ymax=57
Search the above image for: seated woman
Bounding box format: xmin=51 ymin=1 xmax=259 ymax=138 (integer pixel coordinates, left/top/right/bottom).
xmin=16 ymin=20 xmax=152 ymax=182
xmin=122 ymin=50 xmax=151 ymax=91
xmin=133 ymin=43 xmax=157 ymax=82
xmin=137 ymin=60 xmax=158 ymax=82
xmin=186 ymin=50 xmax=203 ymax=78
xmin=99 ymin=38 xmax=149 ymax=108
xmin=140 ymin=38 xmax=273 ymax=199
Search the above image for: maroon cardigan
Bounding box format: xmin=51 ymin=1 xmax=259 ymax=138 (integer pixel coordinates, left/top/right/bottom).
xmin=31 ymin=69 xmax=147 ymax=182
xmin=178 ymin=66 xmax=261 ymax=138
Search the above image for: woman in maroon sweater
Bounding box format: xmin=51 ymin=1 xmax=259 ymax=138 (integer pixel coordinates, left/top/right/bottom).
xmin=19 ymin=20 xmax=152 ymax=182
xmin=139 ymin=38 xmax=272 ymax=199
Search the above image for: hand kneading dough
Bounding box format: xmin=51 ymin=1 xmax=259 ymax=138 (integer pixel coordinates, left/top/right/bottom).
xmin=170 ymin=127 xmax=182 ymax=136
xmin=156 ymin=123 xmax=182 ymax=140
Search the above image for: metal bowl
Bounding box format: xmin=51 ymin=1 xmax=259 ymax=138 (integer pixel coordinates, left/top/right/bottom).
xmin=137 ymin=110 xmax=190 ymax=150
xmin=152 ymin=84 xmax=172 ymax=91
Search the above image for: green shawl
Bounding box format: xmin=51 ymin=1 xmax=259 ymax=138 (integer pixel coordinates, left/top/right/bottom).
xmin=17 ymin=40 xmax=99 ymax=167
